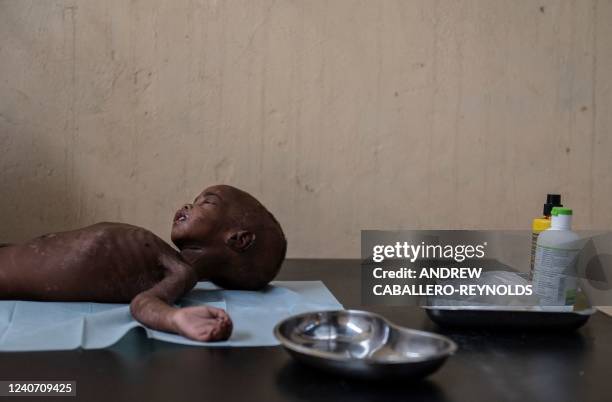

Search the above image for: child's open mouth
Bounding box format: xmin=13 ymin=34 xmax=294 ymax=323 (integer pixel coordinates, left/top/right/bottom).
xmin=174 ymin=210 xmax=188 ymax=224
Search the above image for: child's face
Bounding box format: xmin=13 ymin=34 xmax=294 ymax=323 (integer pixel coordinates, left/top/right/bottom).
xmin=171 ymin=184 xmax=263 ymax=251
xmin=171 ymin=185 xmax=233 ymax=249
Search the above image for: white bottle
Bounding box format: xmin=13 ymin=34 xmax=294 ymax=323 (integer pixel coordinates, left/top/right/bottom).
xmin=532 ymin=207 xmax=581 ymax=310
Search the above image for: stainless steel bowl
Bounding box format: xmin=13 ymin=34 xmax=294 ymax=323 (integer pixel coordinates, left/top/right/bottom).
xmin=274 ymin=310 xmax=457 ymax=380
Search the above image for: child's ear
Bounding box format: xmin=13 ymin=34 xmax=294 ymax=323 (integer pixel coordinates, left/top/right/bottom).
xmin=225 ymin=230 xmax=256 ymax=252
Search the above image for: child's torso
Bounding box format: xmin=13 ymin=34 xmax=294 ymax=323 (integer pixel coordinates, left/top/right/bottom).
xmin=0 ymin=222 xmax=180 ymax=302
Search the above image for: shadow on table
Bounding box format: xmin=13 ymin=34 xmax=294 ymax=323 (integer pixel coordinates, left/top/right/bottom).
xmin=275 ymin=360 xmax=448 ymax=402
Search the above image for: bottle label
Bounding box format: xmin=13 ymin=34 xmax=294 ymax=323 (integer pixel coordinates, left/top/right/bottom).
xmin=532 ymin=244 xmax=579 ymax=306
xmin=529 ymin=232 xmax=539 ymax=279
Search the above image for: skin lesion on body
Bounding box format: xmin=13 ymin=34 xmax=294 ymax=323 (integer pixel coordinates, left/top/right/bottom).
xmin=0 ymin=185 xmax=287 ymax=342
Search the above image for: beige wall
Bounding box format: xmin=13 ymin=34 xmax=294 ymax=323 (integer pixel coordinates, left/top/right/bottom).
xmin=0 ymin=0 xmax=611 ymax=258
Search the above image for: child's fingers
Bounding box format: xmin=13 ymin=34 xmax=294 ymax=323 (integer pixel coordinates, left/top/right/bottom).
xmin=201 ymin=305 xmax=231 ymax=321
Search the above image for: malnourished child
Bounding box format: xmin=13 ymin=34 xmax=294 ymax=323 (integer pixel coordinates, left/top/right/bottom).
xmin=0 ymin=185 xmax=287 ymax=342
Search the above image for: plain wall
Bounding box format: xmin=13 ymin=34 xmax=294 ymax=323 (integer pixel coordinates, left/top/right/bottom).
xmin=0 ymin=0 xmax=611 ymax=258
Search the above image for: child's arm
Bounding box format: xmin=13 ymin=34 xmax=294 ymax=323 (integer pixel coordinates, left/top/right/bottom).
xmin=129 ymin=255 xmax=232 ymax=342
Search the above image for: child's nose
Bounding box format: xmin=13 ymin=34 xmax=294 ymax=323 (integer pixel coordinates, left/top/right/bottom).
xmin=183 ymin=204 xmax=192 ymax=210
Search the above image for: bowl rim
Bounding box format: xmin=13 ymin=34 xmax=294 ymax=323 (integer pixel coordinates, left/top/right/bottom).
xmin=273 ymin=309 xmax=458 ymax=364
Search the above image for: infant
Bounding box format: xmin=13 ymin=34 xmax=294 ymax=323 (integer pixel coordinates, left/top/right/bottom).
xmin=0 ymin=185 xmax=287 ymax=342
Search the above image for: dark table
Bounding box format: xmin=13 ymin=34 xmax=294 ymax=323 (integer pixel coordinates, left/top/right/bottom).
xmin=0 ymin=259 xmax=610 ymax=402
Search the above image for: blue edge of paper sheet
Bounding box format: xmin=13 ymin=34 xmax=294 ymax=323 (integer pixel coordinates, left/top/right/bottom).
xmin=0 ymin=281 xmax=343 ymax=351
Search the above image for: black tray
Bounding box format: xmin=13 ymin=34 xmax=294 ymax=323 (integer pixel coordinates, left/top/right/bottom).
xmin=423 ymin=307 xmax=595 ymax=331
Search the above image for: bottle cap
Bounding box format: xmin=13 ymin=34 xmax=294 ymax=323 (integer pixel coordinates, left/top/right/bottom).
xmin=551 ymin=207 xmax=572 ymax=216
xmin=543 ymin=194 xmax=562 ymax=216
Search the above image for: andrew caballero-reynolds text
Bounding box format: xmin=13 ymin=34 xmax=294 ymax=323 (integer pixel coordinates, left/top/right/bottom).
xmin=369 ymin=241 xmax=533 ymax=297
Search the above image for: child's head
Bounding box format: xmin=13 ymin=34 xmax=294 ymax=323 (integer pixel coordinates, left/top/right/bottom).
xmin=171 ymin=185 xmax=286 ymax=290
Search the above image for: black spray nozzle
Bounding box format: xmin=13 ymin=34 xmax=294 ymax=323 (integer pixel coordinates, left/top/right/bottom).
xmin=543 ymin=194 xmax=562 ymax=216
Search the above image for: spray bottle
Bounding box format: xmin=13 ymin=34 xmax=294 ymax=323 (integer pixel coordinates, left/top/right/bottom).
xmin=532 ymin=207 xmax=580 ymax=308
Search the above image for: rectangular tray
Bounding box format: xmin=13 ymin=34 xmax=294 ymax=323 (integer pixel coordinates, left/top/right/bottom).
xmin=423 ymin=306 xmax=596 ymax=330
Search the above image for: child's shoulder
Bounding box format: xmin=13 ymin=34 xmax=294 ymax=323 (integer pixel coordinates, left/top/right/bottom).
xmin=89 ymin=221 xmax=161 ymax=237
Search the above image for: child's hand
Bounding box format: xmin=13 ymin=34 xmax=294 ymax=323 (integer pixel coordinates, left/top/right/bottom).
xmin=172 ymin=306 xmax=233 ymax=342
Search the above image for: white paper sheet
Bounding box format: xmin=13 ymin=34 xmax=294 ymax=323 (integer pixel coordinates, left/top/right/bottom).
xmin=0 ymin=281 xmax=343 ymax=351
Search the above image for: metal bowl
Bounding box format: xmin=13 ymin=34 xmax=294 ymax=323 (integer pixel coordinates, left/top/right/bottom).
xmin=274 ymin=310 xmax=457 ymax=380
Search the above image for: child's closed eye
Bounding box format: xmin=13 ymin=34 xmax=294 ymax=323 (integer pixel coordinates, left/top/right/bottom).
xmin=195 ymin=198 xmax=216 ymax=206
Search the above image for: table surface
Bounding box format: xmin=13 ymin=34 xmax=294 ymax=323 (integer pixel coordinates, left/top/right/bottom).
xmin=0 ymin=259 xmax=610 ymax=402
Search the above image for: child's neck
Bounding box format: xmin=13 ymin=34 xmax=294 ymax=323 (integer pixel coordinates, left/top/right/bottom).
xmin=179 ymin=246 xmax=224 ymax=281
